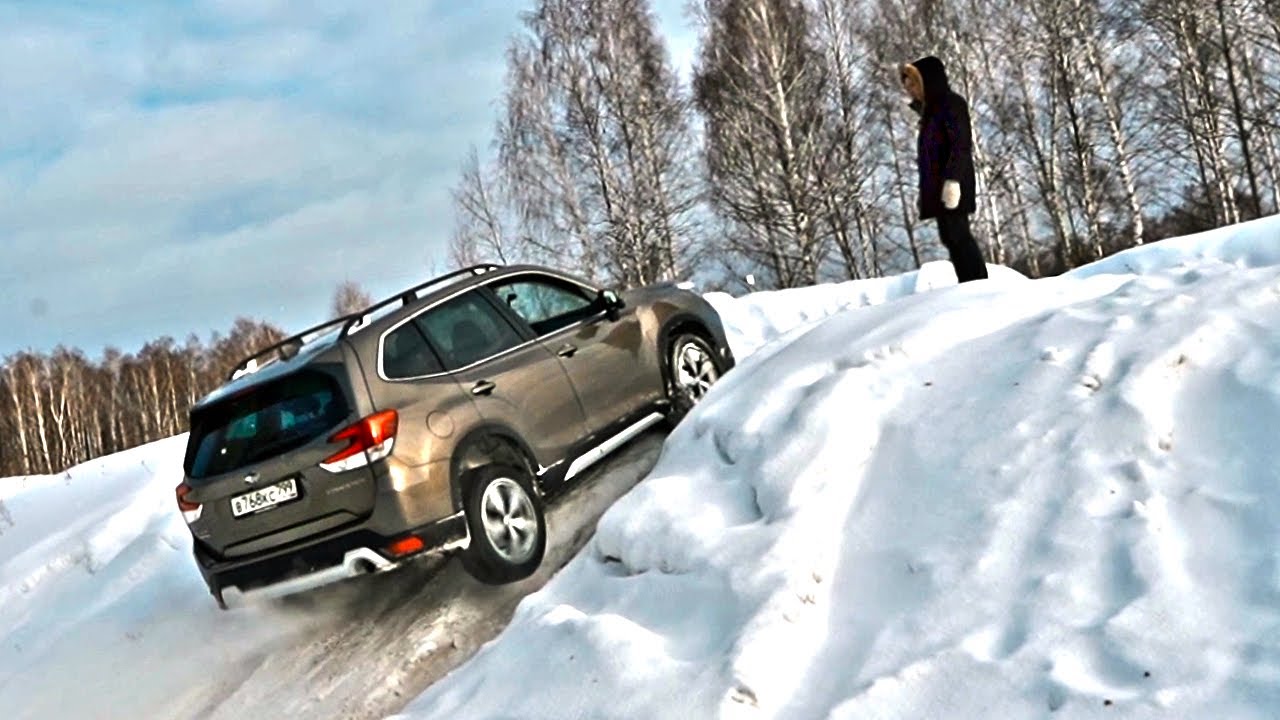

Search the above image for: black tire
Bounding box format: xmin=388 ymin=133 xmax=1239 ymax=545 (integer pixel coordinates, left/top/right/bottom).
xmin=663 ymin=332 xmax=724 ymax=427
xmin=459 ymin=464 xmax=547 ymax=585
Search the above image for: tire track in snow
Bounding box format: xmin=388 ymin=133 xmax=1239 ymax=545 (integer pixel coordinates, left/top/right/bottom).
xmin=193 ymin=430 xmax=665 ymax=720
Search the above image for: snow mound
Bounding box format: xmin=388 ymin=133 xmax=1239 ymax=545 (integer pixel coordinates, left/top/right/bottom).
xmin=6 ymin=219 xmax=1280 ymax=720
xmin=1070 ymin=213 xmax=1280 ymax=278
xmin=705 ymin=259 xmax=1026 ymax=360
xmin=0 ymin=437 xmax=331 ymax=720
xmin=400 ymin=217 xmax=1280 ymax=719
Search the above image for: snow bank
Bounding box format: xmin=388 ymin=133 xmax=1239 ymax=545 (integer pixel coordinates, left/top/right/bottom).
xmin=704 ymin=259 xmax=1026 ymax=360
xmin=1069 ymin=213 xmax=1280 ymax=279
xmin=401 ymin=216 xmax=1280 ymax=719
xmin=7 ymin=217 xmax=1280 ymax=720
xmin=0 ymin=436 xmax=332 ymax=719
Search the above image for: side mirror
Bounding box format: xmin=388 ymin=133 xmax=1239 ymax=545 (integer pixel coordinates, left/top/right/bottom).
xmin=598 ymin=288 xmax=624 ymax=317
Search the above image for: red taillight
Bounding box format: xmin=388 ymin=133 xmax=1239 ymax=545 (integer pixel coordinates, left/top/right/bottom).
xmin=176 ymin=483 xmax=199 ymax=512
xmin=176 ymin=483 xmax=202 ymax=523
xmin=321 ymin=410 xmax=398 ymax=472
xmin=386 ymin=535 xmax=425 ymax=557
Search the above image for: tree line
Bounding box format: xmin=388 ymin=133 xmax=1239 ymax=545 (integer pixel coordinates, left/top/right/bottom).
xmin=0 ymin=283 xmax=373 ymax=479
xmin=6 ymin=0 xmax=1274 ymax=477
xmin=451 ymin=0 xmax=1280 ymax=288
xmin=0 ymin=320 xmax=285 ymax=479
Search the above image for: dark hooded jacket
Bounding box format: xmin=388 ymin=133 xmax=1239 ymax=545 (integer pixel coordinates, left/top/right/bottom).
xmin=905 ymin=56 xmax=976 ymax=219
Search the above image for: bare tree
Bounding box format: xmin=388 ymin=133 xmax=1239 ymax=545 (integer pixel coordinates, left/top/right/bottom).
xmin=1 ymin=357 xmax=33 ymax=475
xmin=1073 ymin=0 xmax=1147 ymax=246
xmin=331 ymin=280 xmax=373 ymax=317
xmin=450 ymin=147 xmax=515 ymax=267
xmin=693 ymin=0 xmax=832 ymax=288
xmin=810 ymin=0 xmax=897 ymax=279
xmin=1143 ymin=0 xmax=1242 ymax=226
xmin=498 ymin=0 xmax=701 ymax=286
xmin=1213 ymin=0 xmax=1263 ymax=218
xmin=0 ymin=316 xmax=288 ymax=477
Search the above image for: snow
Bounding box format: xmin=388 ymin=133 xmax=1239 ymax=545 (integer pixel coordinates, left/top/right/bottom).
xmin=704 ymin=259 xmax=1026 ymax=360
xmin=0 ymin=436 xmax=336 ymax=719
xmin=0 ymin=423 xmax=666 ymax=720
xmin=5 ymin=216 xmax=1280 ymax=719
xmin=399 ymin=218 xmax=1280 ymax=720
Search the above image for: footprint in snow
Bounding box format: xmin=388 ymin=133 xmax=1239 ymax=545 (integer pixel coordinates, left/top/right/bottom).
xmin=1041 ymin=347 xmax=1066 ymax=364
xmin=728 ymin=684 xmax=759 ymax=707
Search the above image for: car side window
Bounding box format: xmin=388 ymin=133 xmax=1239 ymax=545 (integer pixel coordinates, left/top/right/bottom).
xmin=415 ymin=290 xmax=525 ymax=370
xmin=490 ymin=276 xmax=598 ymax=336
xmin=382 ymin=323 xmax=444 ymax=379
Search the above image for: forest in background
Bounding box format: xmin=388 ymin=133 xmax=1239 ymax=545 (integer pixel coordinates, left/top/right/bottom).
xmin=451 ymin=0 xmax=1277 ymax=286
xmin=5 ymin=0 xmax=1275 ymax=477
xmin=0 ymin=283 xmax=371 ymax=478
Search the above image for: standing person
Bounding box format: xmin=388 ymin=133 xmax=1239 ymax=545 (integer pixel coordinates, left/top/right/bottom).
xmin=899 ymin=55 xmax=988 ymax=282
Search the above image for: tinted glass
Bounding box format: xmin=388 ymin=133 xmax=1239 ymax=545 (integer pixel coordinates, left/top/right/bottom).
xmin=415 ymin=291 xmax=525 ymax=369
xmin=186 ymin=370 xmax=349 ymax=480
xmin=382 ymin=323 xmax=443 ymax=379
xmin=490 ymin=276 xmax=597 ymax=335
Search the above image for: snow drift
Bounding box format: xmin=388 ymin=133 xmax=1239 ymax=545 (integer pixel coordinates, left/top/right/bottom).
xmin=0 ymin=436 xmax=336 ymax=718
xmin=5 ymin=217 xmax=1280 ymax=719
xmin=400 ymin=217 xmax=1280 ymax=719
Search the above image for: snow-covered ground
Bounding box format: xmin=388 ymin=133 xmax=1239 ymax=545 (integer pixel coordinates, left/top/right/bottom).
xmin=0 ymin=422 xmax=665 ymax=719
xmin=5 ymin=216 xmax=1280 ymax=719
xmin=400 ymin=217 xmax=1280 ymax=719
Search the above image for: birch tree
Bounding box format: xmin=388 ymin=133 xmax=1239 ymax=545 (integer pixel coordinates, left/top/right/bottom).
xmin=498 ymin=0 xmax=701 ymax=285
xmin=694 ymin=0 xmax=832 ymax=288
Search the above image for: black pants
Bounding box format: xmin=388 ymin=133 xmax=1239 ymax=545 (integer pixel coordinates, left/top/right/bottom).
xmin=936 ymin=212 xmax=988 ymax=283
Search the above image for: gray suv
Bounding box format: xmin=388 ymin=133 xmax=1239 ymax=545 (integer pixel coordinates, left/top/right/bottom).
xmin=176 ymin=263 xmax=734 ymax=608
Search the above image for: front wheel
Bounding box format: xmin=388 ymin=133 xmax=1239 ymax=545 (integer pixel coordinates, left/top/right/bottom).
xmin=460 ymin=464 xmax=547 ymax=585
xmin=664 ymin=333 xmax=724 ymax=426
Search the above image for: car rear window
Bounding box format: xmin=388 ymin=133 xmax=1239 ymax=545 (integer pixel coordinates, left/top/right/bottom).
xmin=185 ymin=370 xmax=350 ymax=480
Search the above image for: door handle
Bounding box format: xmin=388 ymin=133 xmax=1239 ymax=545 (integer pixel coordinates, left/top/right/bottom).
xmin=556 ymin=344 xmax=578 ymax=358
xmin=471 ymin=380 xmax=496 ymax=396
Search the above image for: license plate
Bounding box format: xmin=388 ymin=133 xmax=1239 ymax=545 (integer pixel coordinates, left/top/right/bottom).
xmin=231 ymin=478 xmax=299 ymax=517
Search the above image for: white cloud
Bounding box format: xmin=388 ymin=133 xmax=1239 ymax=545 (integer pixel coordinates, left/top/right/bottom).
xmin=0 ymin=0 xmax=522 ymax=355
xmin=1 ymin=0 xmax=699 ymax=356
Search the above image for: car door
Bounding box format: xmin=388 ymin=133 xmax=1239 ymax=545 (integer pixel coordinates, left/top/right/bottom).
xmin=413 ymin=288 xmax=589 ymax=471
xmin=484 ymin=273 xmax=658 ymax=438
xmin=370 ymin=317 xmax=479 ymax=522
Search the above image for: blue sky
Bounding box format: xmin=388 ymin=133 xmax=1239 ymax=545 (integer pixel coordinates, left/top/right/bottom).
xmin=0 ymin=0 xmax=696 ymax=358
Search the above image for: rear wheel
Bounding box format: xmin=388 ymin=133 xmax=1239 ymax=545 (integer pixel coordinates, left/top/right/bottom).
xmin=664 ymin=332 xmax=723 ymax=426
xmin=460 ymin=464 xmax=547 ymax=584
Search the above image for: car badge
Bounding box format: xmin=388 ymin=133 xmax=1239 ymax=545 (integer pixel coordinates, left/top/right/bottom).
xmin=244 ymin=472 xmax=259 ymax=485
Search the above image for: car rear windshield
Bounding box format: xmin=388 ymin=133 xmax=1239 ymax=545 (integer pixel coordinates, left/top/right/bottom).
xmin=186 ymin=369 xmax=350 ymax=480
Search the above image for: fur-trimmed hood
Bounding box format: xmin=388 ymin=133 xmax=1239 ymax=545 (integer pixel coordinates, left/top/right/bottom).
xmin=901 ymin=55 xmax=952 ymax=114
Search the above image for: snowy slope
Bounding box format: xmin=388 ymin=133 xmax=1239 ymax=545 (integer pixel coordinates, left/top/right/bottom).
xmin=0 ymin=420 xmax=665 ymax=720
xmin=399 ymin=216 xmax=1280 ymax=719
xmin=0 ymin=436 xmax=336 ymax=718
xmin=704 ymin=260 xmax=1026 ymax=360
xmin=5 ymin=218 xmax=1280 ymax=720
xmin=0 ymin=257 xmax=992 ymax=719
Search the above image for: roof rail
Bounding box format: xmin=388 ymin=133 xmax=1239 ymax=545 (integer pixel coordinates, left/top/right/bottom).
xmin=226 ymin=263 xmax=502 ymax=381
xmin=337 ymin=263 xmax=501 ymax=337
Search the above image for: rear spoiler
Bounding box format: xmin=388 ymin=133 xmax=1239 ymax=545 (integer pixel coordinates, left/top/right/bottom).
xmin=227 ymin=263 xmax=501 ymax=381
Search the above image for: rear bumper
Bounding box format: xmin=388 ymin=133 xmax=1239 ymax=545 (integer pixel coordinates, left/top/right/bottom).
xmin=222 ymin=547 xmax=394 ymax=605
xmin=196 ymin=511 xmax=469 ymax=605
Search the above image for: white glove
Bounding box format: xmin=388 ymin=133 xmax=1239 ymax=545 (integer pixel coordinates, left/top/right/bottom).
xmin=942 ymin=180 xmax=961 ymax=210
